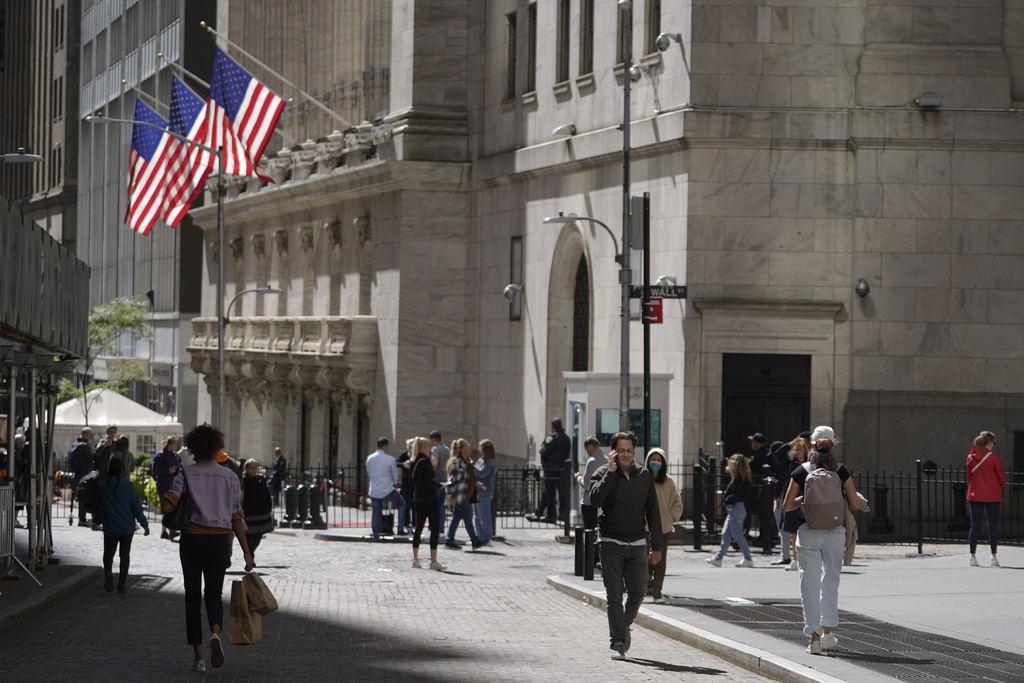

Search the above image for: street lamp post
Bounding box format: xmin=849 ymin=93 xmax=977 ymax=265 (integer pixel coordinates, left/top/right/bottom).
xmin=619 ymin=0 xmax=634 ymax=434
xmin=225 ymin=286 xmax=284 ymax=325
xmin=85 ymin=114 xmax=226 ymax=426
xmin=0 ymin=148 xmax=46 ymax=198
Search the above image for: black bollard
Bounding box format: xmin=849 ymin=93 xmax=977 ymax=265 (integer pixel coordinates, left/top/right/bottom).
xmin=283 ymin=484 xmax=297 ymax=524
xmin=295 ymin=484 xmax=309 ymax=528
xmin=947 ymin=481 xmax=969 ymax=532
xmin=584 ymin=529 xmax=596 ymax=581
xmin=575 ymin=525 xmax=585 ymax=576
xmin=868 ymin=482 xmax=894 ymax=534
xmin=760 ymin=465 xmax=774 ymax=554
xmin=308 ymin=481 xmax=327 ymax=529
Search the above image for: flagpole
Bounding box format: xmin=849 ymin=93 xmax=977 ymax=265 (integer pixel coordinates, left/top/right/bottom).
xmin=85 ymin=115 xmax=227 ymax=428
xmin=216 ymin=145 xmax=225 ymax=430
xmin=122 ymin=80 xmax=169 ymax=115
xmin=158 ymin=52 xmax=211 ymax=90
xmin=200 ymin=21 xmax=353 ymax=129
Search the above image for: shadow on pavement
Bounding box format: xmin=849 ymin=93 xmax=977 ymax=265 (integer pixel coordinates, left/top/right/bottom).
xmin=625 ymin=657 xmax=730 ymax=675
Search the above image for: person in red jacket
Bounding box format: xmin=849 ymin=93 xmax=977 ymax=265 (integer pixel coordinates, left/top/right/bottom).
xmin=966 ymin=430 xmax=1006 ymax=567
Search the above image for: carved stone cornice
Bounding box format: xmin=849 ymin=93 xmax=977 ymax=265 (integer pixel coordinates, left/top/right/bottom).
xmin=274 ymin=229 xmax=289 ymax=258
xmin=304 ymin=386 xmax=325 ymax=409
xmin=325 ymin=220 xmax=343 ymax=253
xmin=299 ymin=226 xmax=315 ymax=254
xmin=252 ymin=234 xmax=266 ymax=261
xmin=209 ymin=241 xmax=219 ymax=264
xmin=330 ymin=389 xmax=354 ymax=415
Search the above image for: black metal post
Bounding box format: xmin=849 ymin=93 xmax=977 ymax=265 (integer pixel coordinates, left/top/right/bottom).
xmin=575 ymin=525 xmax=585 ymax=576
xmin=641 ymin=192 xmax=651 ymax=456
xmin=760 ymin=465 xmax=774 ymax=554
xmin=869 ymin=480 xmax=894 ymax=534
xmin=948 ymin=481 xmax=969 ymax=532
xmin=916 ymin=459 xmax=923 ymax=555
xmin=584 ymin=529 xmax=596 ymax=581
xmin=693 ymin=462 xmax=703 ymax=550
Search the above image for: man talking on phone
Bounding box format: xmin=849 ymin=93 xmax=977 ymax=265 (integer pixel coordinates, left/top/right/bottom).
xmin=589 ymin=431 xmax=662 ymax=660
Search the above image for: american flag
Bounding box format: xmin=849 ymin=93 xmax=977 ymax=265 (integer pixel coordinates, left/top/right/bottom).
xmin=125 ymin=99 xmax=175 ymax=235
xmin=207 ymin=46 xmax=284 ymax=178
xmin=164 ymin=76 xmax=213 ymax=227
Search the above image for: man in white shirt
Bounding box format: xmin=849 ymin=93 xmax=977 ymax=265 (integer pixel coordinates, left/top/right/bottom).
xmin=366 ymin=437 xmax=407 ymax=540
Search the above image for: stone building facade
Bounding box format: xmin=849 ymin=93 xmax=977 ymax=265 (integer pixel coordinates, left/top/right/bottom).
xmin=188 ymin=0 xmax=1024 ymax=475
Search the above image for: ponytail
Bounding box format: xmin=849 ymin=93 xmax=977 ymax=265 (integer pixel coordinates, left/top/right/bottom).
xmin=809 ymin=437 xmax=838 ymax=472
xmin=973 ymin=431 xmax=995 ymax=449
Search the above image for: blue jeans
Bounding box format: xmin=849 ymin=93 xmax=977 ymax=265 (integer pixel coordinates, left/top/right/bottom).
xmin=474 ymin=494 xmax=493 ymax=543
xmin=715 ymin=503 xmax=751 ymax=561
xmin=447 ymin=499 xmax=480 ymax=545
xmin=796 ymin=524 xmax=846 ymax=637
xmin=178 ymin=533 xmax=231 ymax=646
xmin=371 ymin=489 xmax=407 ymax=541
xmin=969 ymin=500 xmax=1000 ymax=555
xmin=600 ymin=542 xmax=648 ymax=645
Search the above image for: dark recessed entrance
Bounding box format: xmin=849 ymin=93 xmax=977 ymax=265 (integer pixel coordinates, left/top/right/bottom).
xmin=721 ymin=353 xmax=811 ymax=458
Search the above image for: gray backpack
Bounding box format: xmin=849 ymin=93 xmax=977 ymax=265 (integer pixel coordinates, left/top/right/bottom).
xmin=801 ymin=462 xmax=845 ymax=529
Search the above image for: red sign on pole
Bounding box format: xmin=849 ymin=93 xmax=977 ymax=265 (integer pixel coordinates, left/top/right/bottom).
xmin=648 ymin=297 xmax=663 ymax=324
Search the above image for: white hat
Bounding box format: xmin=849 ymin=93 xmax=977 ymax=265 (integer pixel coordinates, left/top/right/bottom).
xmin=811 ymin=425 xmax=835 ymax=444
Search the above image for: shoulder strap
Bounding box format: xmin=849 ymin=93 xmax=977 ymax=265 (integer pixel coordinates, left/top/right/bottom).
xmin=971 ymin=452 xmax=991 ymax=475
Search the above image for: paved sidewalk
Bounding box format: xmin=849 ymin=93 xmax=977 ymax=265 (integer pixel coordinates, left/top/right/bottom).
xmin=553 ymin=543 xmax=1024 ymax=683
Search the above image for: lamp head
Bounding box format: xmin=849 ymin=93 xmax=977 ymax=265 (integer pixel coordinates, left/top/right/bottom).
xmin=855 ymin=279 xmax=870 ymax=298
xmin=628 ymin=66 xmax=644 ymax=83
xmin=552 ymin=123 xmax=577 ymax=136
xmin=617 ymin=0 xmax=632 ymax=9
xmin=914 ymin=93 xmax=942 ymax=109
xmin=543 ymin=214 xmax=576 ymax=224
xmin=503 ymin=284 xmax=523 ymax=301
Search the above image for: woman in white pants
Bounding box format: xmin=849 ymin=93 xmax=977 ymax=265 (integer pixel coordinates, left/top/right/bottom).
xmin=783 ymin=426 xmax=860 ymax=654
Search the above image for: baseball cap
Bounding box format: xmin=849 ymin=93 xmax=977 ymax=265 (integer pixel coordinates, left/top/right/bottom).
xmin=811 ymin=425 xmax=835 ymax=444
xmin=215 ymin=451 xmax=229 ymax=463
xmin=81 ymin=427 xmax=93 ymax=435
xmin=747 ymin=432 xmax=767 ymax=443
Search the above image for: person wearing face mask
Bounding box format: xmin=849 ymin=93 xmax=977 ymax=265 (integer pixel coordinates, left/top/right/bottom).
xmin=644 ymin=448 xmax=682 ymax=604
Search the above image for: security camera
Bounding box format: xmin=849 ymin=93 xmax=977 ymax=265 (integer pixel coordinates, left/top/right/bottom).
xmin=617 ymin=0 xmax=632 ymax=9
xmin=503 ymin=284 xmax=523 ymax=301
xmin=655 ymin=32 xmax=681 ymax=52
xmin=629 ymin=66 xmax=644 ymax=83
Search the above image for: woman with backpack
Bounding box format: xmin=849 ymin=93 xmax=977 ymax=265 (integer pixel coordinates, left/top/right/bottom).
xmin=783 ymin=426 xmax=861 ymax=654
xmin=706 ymin=454 xmax=754 ymax=568
xmin=98 ymin=458 xmax=150 ymax=593
xmin=966 ymin=430 xmax=1006 ymax=567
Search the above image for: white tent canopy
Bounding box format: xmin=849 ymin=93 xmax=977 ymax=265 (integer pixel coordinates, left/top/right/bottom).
xmin=53 ymin=388 xmax=184 ymax=462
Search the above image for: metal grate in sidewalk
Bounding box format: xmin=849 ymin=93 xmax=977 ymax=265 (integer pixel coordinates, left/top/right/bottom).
xmin=666 ymin=596 xmax=1024 ymax=682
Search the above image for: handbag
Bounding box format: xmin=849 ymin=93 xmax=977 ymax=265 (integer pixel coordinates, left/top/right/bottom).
xmin=243 ymin=572 xmax=279 ymax=616
xmin=162 ymin=470 xmax=192 ymax=532
xmin=229 ymin=579 xmax=262 ymax=645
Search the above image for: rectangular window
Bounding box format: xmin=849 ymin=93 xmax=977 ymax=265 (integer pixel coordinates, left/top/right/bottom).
xmin=52 ymin=76 xmax=63 ymax=120
xmin=556 ymin=0 xmax=570 ymax=84
xmin=53 ymin=5 xmax=65 ymax=50
xmin=505 ymin=11 xmax=517 ymax=100
xmin=510 ymin=236 xmax=523 ymax=321
xmin=645 ymin=0 xmax=662 ymax=56
xmin=616 ymin=7 xmax=626 ymax=65
xmin=579 ymin=0 xmax=594 ymax=75
xmin=596 ymin=409 xmax=661 ymax=448
xmin=526 ymin=3 xmax=537 ymax=93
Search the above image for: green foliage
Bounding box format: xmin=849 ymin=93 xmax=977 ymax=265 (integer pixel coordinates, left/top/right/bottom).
xmin=60 ymin=297 xmax=153 ymax=423
xmin=135 ymin=453 xmax=154 ymax=471
xmin=130 ymin=470 xmax=160 ymax=511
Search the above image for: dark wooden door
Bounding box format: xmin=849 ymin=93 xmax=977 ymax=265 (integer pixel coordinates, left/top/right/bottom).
xmin=721 ymin=353 xmax=811 ymax=458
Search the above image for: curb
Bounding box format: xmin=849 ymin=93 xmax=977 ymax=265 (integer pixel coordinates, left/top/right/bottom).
xmin=0 ymin=565 xmax=104 ymax=635
xmin=546 ymin=575 xmax=846 ymax=683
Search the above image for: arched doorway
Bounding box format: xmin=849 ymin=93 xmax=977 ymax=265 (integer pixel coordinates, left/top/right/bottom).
xmin=545 ymin=227 xmax=591 ymax=423
xmin=572 ymin=256 xmax=590 ymax=372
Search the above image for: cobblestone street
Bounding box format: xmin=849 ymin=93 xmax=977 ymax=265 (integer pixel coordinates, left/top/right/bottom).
xmin=1 ymin=525 xmax=765 ymax=682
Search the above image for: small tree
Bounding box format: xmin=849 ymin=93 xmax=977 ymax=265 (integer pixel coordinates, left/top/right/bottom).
xmin=58 ymin=296 xmax=153 ymax=424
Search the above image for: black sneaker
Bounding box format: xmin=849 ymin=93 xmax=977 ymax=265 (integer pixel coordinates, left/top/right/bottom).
xmin=624 ymin=627 xmax=632 ymax=653
xmin=161 ymin=530 xmax=170 ymax=540
xmin=611 ymin=642 xmax=626 ymax=660
xmin=117 ymin=584 xmax=127 ymax=594
xmin=444 ymin=540 xmax=462 ymax=550
xmin=770 ymin=558 xmax=790 ymax=565
xmin=525 ymin=513 xmax=541 ymax=523
xmin=471 ymin=540 xmax=485 ymax=550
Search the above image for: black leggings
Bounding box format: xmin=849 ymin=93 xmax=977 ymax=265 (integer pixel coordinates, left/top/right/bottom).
xmin=413 ymin=502 xmax=440 ymax=550
xmin=103 ymin=534 xmax=134 ymax=585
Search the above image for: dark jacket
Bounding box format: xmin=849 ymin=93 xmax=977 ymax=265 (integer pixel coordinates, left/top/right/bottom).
xmin=589 ymin=462 xmax=663 ymax=549
xmin=540 ymin=428 xmax=572 ymax=470
xmin=411 ymin=452 xmax=442 ymax=505
xmin=69 ymin=439 xmax=93 ymax=480
xmin=242 ymin=474 xmax=275 ymax=535
xmin=152 ymin=447 xmax=183 ymax=491
xmin=722 ymin=476 xmax=750 ymax=507
xmin=749 ymin=446 xmax=773 ymax=478
xmin=98 ymin=475 xmax=149 ymax=536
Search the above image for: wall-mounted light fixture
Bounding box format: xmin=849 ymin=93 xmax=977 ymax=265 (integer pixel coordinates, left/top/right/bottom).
xmin=654 ymin=275 xmax=676 ymax=286
xmin=503 ymin=283 xmax=523 ymax=301
xmin=855 ymin=279 xmax=870 ymax=298
xmin=913 ymin=93 xmax=942 ymax=110
xmin=552 ymin=123 xmax=577 ymax=136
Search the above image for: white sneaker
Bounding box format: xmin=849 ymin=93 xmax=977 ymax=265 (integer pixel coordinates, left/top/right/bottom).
xmin=786 ymin=560 xmax=799 ymax=572
xmin=705 ymin=557 xmax=722 ymax=567
xmin=807 ymin=640 xmax=822 ymax=655
xmin=991 ymin=556 xmax=1000 ymax=567
xmin=969 ymin=556 xmax=979 ymax=567
xmin=429 ymin=561 xmax=447 ymax=571
xmin=735 ymin=558 xmax=754 ymax=568
xmin=412 ymin=559 xmax=422 ymax=569
xmin=820 ymin=633 xmax=838 ymax=650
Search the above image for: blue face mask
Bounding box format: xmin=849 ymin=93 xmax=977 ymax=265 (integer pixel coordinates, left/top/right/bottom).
xmin=649 ymin=461 xmax=662 ymax=472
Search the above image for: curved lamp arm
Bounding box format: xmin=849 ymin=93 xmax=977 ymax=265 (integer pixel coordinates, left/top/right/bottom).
xmin=543 ymin=214 xmax=621 ymax=260
xmin=225 ymin=285 xmax=284 ymax=324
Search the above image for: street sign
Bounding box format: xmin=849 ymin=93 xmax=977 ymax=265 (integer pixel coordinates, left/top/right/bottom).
xmin=630 ymin=285 xmax=687 ymax=299
xmin=647 ymin=297 xmax=663 ymax=324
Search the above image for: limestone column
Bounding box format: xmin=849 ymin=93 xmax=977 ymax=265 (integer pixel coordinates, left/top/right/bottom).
xmin=274 ymin=229 xmax=289 ymax=316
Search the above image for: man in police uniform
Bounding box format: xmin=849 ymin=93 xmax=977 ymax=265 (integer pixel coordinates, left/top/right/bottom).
xmin=529 ymin=417 xmax=572 ymax=524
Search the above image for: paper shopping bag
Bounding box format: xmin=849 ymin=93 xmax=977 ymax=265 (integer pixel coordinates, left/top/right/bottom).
xmin=243 ymin=572 xmax=279 ymax=616
xmin=229 ymin=579 xmax=262 ymax=645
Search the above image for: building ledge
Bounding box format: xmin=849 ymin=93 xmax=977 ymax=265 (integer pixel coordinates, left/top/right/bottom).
xmin=693 ymin=299 xmax=845 ymax=317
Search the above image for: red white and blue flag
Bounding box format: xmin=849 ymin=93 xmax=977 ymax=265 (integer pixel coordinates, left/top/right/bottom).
xmin=125 ymin=99 xmax=175 ymax=235
xmin=164 ymin=75 xmax=213 ymax=227
xmin=206 ymin=46 xmax=284 ymax=178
